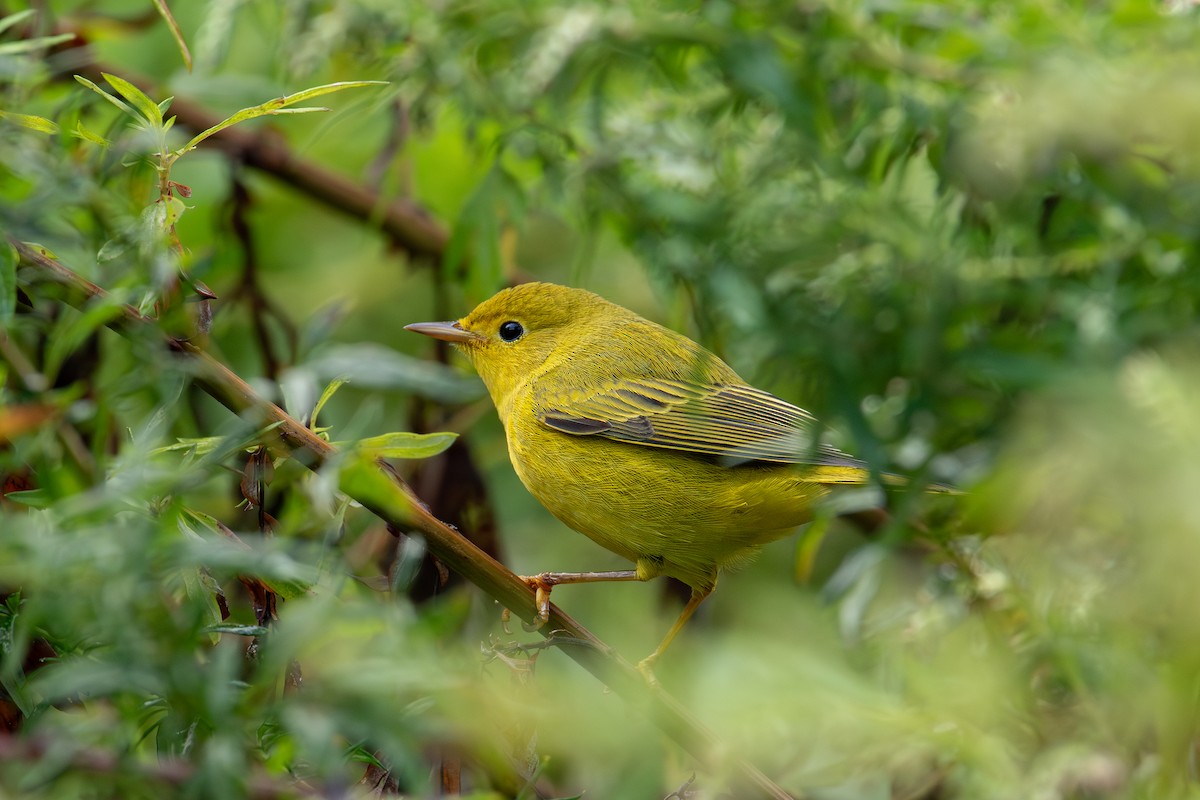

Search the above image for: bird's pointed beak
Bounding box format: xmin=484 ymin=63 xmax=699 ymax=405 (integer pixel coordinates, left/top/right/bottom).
xmin=404 ymin=320 xmax=484 ymax=344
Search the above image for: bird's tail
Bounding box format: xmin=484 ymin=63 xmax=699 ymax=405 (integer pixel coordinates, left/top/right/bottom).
xmin=810 ymin=465 xmax=960 ymax=494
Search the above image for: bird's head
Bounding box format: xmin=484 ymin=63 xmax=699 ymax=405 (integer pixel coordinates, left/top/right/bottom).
xmin=405 ymin=282 xmax=618 ymax=409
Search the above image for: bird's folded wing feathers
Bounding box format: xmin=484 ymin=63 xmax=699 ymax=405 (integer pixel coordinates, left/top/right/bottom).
xmin=535 ymin=377 xmax=864 ymax=468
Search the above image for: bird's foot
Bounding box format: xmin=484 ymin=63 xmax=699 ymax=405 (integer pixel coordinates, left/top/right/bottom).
xmin=501 ymin=574 xmax=555 ymax=633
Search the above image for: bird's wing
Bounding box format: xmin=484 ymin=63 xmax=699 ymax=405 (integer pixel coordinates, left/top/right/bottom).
xmin=535 ymin=377 xmax=862 ymax=468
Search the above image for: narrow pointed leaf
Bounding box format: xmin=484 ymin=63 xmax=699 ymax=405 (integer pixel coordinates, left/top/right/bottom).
xmin=0 ymin=111 xmax=58 ymax=134
xmin=72 ymin=120 xmax=111 ymax=147
xmin=0 ymin=9 xmax=35 ymax=36
xmin=0 ymin=33 xmax=75 ymax=55
xmin=101 ymin=73 xmax=163 ymax=127
xmin=339 ymin=431 xmax=457 ymax=460
xmin=311 ymin=377 xmax=349 ymax=430
xmin=177 ymin=81 xmax=387 ymax=155
xmin=74 ymin=75 xmax=137 ymax=119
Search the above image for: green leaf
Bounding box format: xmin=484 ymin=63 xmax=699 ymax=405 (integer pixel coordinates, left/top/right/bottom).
xmin=178 ymin=506 xmax=224 ymax=535
xmin=267 ymin=581 xmax=312 ymax=601
xmin=74 ymin=75 xmax=138 ymax=120
xmin=175 ymin=81 xmax=387 ymax=157
xmin=152 ymin=437 xmax=227 ymax=456
xmin=162 ymin=196 xmax=187 ymax=228
xmin=272 ymin=81 xmax=389 ymax=106
xmin=139 ymin=197 xmax=187 ymax=240
xmin=337 ymin=453 xmax=426 ymax=528
xmin=101 ymin=72 xmax=163 ymax=127
xmin=339 ymin=431 xmax=458 ymax=460
xmin=310 ymin=377 xmax=348 ymax=430
xmin=72 ymin=120 xmax=111 ymax=147
xmin=205 ymin=624 xmax=268 ymax=637
xmin=0 ymin=110 xmax=59 ymax=134
xmin=4 ymin=489 xmax=50 ymax=508
xmin=181 ymin=567 xmax=225 ymax=640
xmin=262 ymin=107 xmax=329 ymax=116
xmin=0 ymin=242 xmax=15 ymax=325
xmin=347 ymin=746 xmax=388 ymax=770
xmin=96 ymin=235 xmax=129 ymax=263
xmin=0 ymin=9 xmax=35 ymax=36
xmin=0 ymin=32 xmax=75 ymax=56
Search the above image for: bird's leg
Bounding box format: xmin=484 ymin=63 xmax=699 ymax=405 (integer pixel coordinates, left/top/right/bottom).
xmin=637 ymin=585 xmax=713 ymax=686
xmin=511 ymin=570 xmax=642 ymax=631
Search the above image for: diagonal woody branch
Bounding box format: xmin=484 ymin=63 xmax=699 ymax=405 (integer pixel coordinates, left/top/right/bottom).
xmin=12 ymin=239 xmax=796 ymax=800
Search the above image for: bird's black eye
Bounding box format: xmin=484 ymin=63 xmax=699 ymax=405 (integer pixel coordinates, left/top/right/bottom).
xmin=498 ymin=320 xmax=524 ymax=342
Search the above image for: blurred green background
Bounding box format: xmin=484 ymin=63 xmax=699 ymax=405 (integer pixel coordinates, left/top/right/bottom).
xmin=4 ymin=1 xmax=1200 ymax=798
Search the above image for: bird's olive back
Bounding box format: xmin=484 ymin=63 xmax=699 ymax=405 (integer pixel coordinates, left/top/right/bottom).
xmin=456 ymin=283 xmax=744 ymax=411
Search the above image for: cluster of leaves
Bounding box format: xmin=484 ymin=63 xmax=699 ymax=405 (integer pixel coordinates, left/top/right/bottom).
xmin=191 ymin=1 xmax=1200 ymax=468
xmin=4 ymin=1 xmax=1200 ymax=798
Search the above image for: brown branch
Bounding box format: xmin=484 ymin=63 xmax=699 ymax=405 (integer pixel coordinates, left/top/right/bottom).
xmin=64 ymin=59 xmax=448 ymax=261
xmin=12 ymin=240 xmax=797 ymax=800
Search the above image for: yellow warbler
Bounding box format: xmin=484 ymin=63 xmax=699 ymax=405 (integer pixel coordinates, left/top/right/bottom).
xmin=407 ymin=282 xmax=883 ymax=677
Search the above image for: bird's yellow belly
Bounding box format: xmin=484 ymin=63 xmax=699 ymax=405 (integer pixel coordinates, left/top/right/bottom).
xmin=505 ymin=419 xmax=829 ymax=589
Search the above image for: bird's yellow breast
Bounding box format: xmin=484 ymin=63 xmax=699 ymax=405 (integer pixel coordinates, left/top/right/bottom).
xmin=502 ymin=390 xmax=832 ymax=590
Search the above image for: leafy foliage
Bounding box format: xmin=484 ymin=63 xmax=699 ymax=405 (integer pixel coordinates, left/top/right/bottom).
xmin=3 ymin=1 xmax=1200 ymax=798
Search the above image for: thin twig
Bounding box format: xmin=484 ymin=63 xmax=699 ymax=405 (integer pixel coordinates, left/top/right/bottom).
xmin=13 ymin=239 xmax=798 ymax=800
xmin=226 ymin=173 xmax=297 ymax=379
